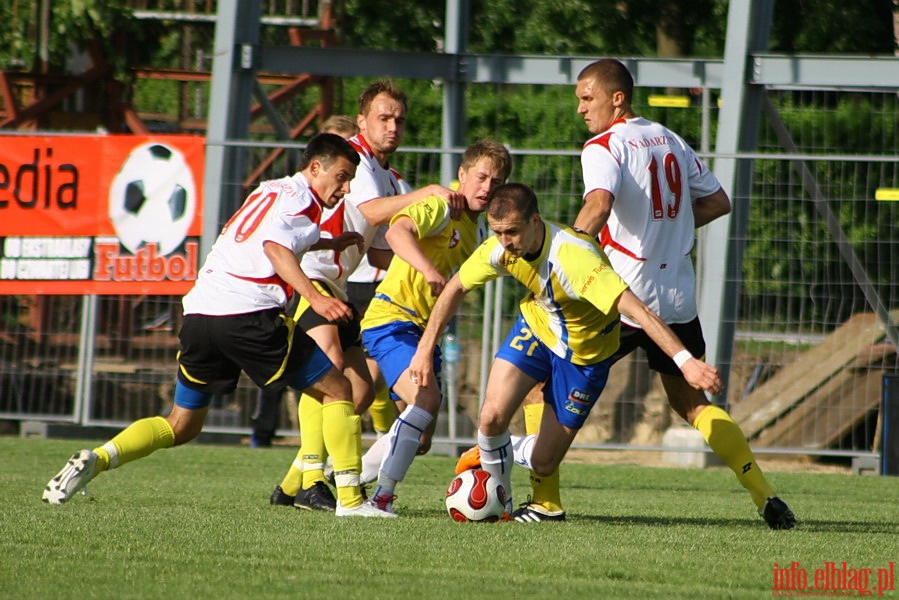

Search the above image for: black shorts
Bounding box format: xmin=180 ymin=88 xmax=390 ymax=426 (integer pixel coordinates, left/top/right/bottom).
xmin=177 ymin=308 xmax=326 ymax=396
xmin=293 ymin=280 xmax=362 ymax=352
xmin=610 ymin=317 xmax=706 ymax=376
xmin=346 ymin=281 xmax=379 ymax=316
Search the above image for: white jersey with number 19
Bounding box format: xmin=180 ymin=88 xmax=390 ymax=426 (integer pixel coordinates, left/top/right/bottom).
xmin=581 ymin=116 xmax=721 ymax=326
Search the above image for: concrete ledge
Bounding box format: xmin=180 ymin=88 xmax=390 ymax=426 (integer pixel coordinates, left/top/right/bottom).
xmin=661 ymin=425 xmax=723 ymax=469
xmin=20 ymin=421 xmax=48 ymax=439
xmin=19 ymin=422 xmax=243 ymax=446
xmin=851 ymin=455 xmax=881 ymax=476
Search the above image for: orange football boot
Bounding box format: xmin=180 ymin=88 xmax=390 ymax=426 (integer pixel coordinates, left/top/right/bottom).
xmin=454 ymin=445 xmax=481 ymax=475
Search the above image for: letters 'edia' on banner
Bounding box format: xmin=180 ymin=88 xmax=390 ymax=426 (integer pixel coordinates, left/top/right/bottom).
xmin=0 ymin=134 xmax=204 ymax=294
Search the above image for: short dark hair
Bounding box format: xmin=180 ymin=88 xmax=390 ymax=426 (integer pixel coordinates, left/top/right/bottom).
xmin=577 ymin=58 xmax=634 ymax=104
xmin=487 ymin=183 xmax=538 ymax=221
xmin=358 ymin=79 xmax=408 ymax=116
xmin=460 ymin=139 xmax=513 ymax=182
xmin=298 ymin=133 xmax=360 ymax=171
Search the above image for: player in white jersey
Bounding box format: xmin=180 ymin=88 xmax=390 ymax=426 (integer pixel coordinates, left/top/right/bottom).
xmin=342 ymin=156 xmax=412 ymax=303
xmin=412 ymin=183 xmax=722 ymax=518
xmin=268 ymin=81 xmax=463 ymax=511
xmin=250 ymin=114 xmax=364 ymax=448
xmin=345 ymin=169 xmax=414 ymax=438
xmin=499 ymin=58 xmax=793 ymax=529
xmin=41 ymin=134 xmax=390 ymax=517
xmin=581 ymin=116 xmax=720 ymax=326
xmin=250 ymin=114 xmax=361 ymax=448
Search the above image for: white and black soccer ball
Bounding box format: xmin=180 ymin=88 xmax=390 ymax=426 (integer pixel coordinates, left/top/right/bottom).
xmin=109 ymin=142 xmax=196 ymax=255
xmin=445 ymin=469 xmax=507 ymax=522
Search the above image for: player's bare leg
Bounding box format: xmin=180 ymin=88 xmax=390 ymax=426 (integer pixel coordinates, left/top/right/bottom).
xmin=505 ymin=402 xmax=572 ymax=523
xmin=477 ymin=358 xmax=539 ymax=512
xmin=518 ymin=383 xmax=563 ymax=514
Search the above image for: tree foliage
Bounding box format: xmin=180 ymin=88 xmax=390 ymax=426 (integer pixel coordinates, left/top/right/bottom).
xmin=1 ymin=1 xmax=165 ymax=74
xmin=771 ymin=0 xmax=896 ymax=53
xmin=337 ymin=0 xmax=443 ymax=51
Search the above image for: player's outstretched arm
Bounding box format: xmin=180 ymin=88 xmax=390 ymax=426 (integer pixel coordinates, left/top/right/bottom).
xmin=263 ymin=241 xmax=352 ymax=323
xmin=358 ymin=184 xmax=465 ymax=226
xmin=616 ymin=290 xmax=723 ymax=395
xmin=408 ymin=274 xmax=468 ymax=388
xmin=385 ymin=215 xmax=445 ymax=297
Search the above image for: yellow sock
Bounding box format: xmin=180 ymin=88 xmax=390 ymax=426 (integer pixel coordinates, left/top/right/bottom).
xmin=92 ymin=416 xmax=175 ymax=472
xmin=693 ymin=404 xmax=775 ymax=509
xmin=368 ymin=386 xmax=395 ymax=434
xmin=524 ymin=402 xmax=563 ymax=512
xmin=322 ymin=400 xmax=363 ymax=508
xmin=279 ymin=455 xmax=304 ymax=497
xmin=523 ymin=402 xmax=543 ymax=437
xmin=298 ymin=394 xmax=326 ymax=489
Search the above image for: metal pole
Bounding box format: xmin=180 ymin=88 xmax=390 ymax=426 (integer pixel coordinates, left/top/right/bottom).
xmin=440 ymin=0 xmax=469 ymax=185
xmin=75 ymin=295 xmax=98 ymax=425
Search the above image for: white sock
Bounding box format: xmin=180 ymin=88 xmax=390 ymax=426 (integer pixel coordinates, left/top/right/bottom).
xmin=100 ymin=442 xmax=119 ymax=469
xmin=375 ymin=405 xmax=433 ymax=497
xmin=361 ymin=435 xmax=390 ymax=484
xmin=302 ymin=460 xmax=325 ymax=472
xmin=478 ymin=429 xmax=513 ymax=509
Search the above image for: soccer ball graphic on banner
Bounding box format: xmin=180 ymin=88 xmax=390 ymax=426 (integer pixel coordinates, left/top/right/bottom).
xmin=109 ymin=142 xmax=196 ymax=255
xmin=445 ymin=469 xmax=507 ymax=522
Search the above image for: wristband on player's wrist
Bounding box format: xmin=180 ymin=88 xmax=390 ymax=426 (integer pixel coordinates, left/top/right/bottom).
xmin=672 ymin=350 xmax=692 ymax=368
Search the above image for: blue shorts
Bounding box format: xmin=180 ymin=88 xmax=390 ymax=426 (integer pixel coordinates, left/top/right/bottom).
xmin=362 ymin=321 xmax=442 ymax=400
xmin=495 ymin=313 xmax=612 ymax=429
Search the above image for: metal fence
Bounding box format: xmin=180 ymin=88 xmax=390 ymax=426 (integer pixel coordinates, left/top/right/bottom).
xmin=3 ymin=82 xmax=897 ymax=462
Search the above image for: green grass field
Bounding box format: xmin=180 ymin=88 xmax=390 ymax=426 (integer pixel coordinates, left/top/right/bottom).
xmin=3 ymin=437 xmax=897 ymax=599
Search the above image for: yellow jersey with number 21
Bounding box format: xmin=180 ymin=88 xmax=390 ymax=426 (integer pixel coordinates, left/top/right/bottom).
xmin=458 ymin=221 xmax=628 ymax=365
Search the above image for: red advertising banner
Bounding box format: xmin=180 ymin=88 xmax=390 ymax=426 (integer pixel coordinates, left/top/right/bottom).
xmin=0 ymin=134 xmax=204 ymax=294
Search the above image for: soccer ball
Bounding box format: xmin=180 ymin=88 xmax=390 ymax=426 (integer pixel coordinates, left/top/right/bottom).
xmin=109 ymin=142 xmax=197 ymax=255
xmin=445 ymin=469 xmax=507 ymax=522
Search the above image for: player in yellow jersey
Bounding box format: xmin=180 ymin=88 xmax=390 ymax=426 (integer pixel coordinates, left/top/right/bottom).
xmin=357 ymin=139 xmax=512 ymax=516
xmin=267 ymin=82 xmax=464 ymax=514
xmin=500 ymin=58 xmax=793 ymax=528
xmin=408 ymin=183 xmax=723 ymax=519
